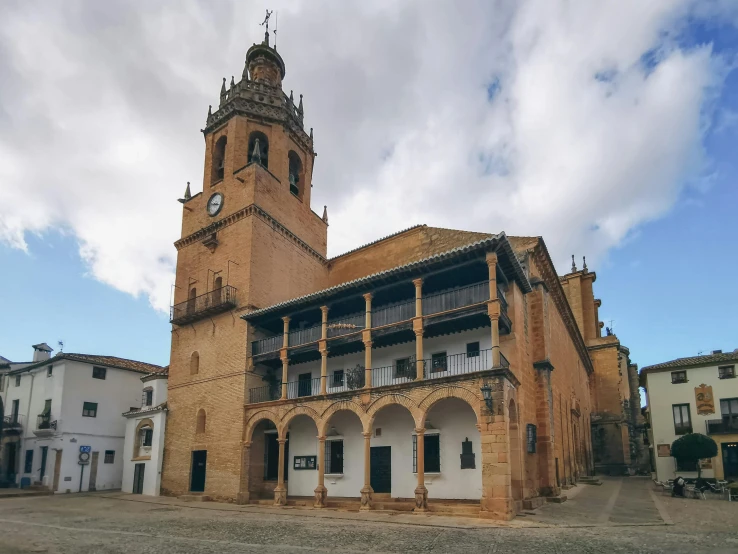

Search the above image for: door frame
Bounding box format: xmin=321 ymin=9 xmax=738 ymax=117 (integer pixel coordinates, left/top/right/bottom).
xmin=39 ymin=446 xmax=48 ymax=482
xmin=133 ymin=463 xmax=146 ymax=494
xmin=190 ymin=450 xmax=207 ymax=492
xmin=370 ymin=446 xmax=391 ymax=494
xmin=722 ymin=442 xmax=738 ymax=478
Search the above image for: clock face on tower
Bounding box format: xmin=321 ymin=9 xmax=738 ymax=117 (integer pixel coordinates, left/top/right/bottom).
xmin=207 ymin=192 xmax=224 ymax=217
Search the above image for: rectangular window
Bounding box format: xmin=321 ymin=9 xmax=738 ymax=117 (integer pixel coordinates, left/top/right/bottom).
xmin=394 ymin=357 xmax=413 ymax=378
xmin=332 ymin=370 xmax=344 ymax=387
xmin=672 ymin=403 xmax=692 ymax=435
xmin=11 ymin=400 xmax=19 ymax=423
xmin=431 ymin=352 xmax=447 ymax=373
xmin=92 ymin=367 xmax=106 ymax=380
xmin=82 ymin=402 xmax=98 ymax=418
xmin=413 ymin=434 xmax=440 ymax=473
xmin=719 ymin=365 xmax=736 ymax=379
xmin=24 ymin=450 xmax=33 ymax=474
xmin=42 ymin=399 xmax=51 ymax=415
xmin=142 ymin=428 xmax=153 ymax=447
xmin=325 ymin=439 xmax=343 ymax=474
xmin=466 ymin=342 xmax=480 ymax=358
xmin=47 ymin=365 xmax=53 ymax=377
xmin=720 ymin=398 xmax=738 ymax=417
xmin=144 ymin=390 xmax=153 ymax=406
xmin=104 ymin=450 xmax=115 ymax=464
xmin=15 ymin=375 xmax=21 ymax=387
xmin=671 ymin=370 xmax=687 ymax=384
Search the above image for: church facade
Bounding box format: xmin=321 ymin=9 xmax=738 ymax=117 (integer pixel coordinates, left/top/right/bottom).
xmin=160 ymin=30 xmax=631 ymax=520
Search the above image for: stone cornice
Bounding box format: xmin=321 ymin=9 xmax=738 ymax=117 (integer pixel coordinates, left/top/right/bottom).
xmin=531 ymin=242 xmax=595 ymax=375
xmin=174 ymin=203 xmax=328 ymax=265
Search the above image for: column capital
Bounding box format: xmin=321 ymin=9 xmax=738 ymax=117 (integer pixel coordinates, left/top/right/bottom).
xmin=485 ymin=251 xmax=498 ymax=265
xmin=362 ymin=431 xmax=372 ymax=439
xmin=363 ymin=340 xmax=373 ymax=349
xmin=320 ymin=305 xmax=329 ymax=316
xmin=412 ymin=278 xmax=423 ymax=288
xmin=282 ymin=316 xmax=291 ymax=324
xmin=414 ymin=428 xmax=425 ymax=435
xmin=277 ymin=438 xmax=287 ymax=445
xmin=320 ymin=347 xmax=328 ymax=356
xmin=317 ymin=435 xmax=326 ymax=442
xmin=362 ymin=292 xmax=373 ymax=302
xmin=413 ymin=328 xmax=424 ymax=338
xmin=241 ymin=441 xmax=252 ymax=449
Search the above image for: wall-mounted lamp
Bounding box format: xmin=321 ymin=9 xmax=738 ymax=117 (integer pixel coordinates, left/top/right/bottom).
xmin=480 ymin=382 xmax=494 ymax=413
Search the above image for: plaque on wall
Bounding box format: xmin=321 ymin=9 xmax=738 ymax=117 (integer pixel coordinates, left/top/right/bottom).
xmin=460 ymin=438 xmax=475 ymax=469
xmin=293 ymin=455 xmax=317 ymax=470
xmin=657 ymin=444 xmax=671 ymax=457
xmin=695 ymin=384 xmax=715 ymax=415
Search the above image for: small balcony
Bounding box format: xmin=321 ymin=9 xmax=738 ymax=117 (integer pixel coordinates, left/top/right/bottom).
xmin=34 ymin=414 xmax=57 ymax=437
xmin=247 ymin=348 xmax=510 ymax=404
xmin=706 ymin=417 xmax=738 ymax=435
xmin=170 ymin=285 xmax=237 ymax=325
xmin=2 ymin=415 xmax=23 ymax=433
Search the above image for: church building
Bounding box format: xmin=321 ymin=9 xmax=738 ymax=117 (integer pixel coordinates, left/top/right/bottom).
xmin=160 ymin=27 xmax=633 ymax=520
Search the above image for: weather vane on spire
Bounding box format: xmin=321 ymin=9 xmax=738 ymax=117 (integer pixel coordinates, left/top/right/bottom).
xmin=259 ymin=10 xmax=274 ymax=44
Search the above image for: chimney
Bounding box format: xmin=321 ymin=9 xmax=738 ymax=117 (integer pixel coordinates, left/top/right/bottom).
xmin=712 ymin=349 xmax=723 ymax=355
xmin=32 ymin=343 xmax=53 ymax=362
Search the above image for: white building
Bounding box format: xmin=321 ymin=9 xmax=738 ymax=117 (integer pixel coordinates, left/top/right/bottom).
xmin=0 ymin=344 xmax=165 ymax=493
xmin=642 ymin=349 xmax=738 ymax=482
xmin=121 ymin=370 xmax=168 ymax=495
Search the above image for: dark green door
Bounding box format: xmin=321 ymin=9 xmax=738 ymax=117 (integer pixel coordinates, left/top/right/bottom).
xmin=190 ymin=450 xmax=207 ymax=492
xmin=370 ymin=446 xmax=391 ymax=493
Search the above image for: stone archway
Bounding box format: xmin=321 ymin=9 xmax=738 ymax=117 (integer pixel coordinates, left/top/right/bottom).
xmin=508 ymin=399 xmax=523 ymax=509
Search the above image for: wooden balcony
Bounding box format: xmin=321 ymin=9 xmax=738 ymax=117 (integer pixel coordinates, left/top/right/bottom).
xmin=170 ymin=285 xmax=237 ymax=325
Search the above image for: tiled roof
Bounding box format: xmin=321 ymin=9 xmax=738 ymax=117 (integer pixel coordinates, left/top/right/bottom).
xmin=328 ymin=225 xmax=426 ymax=261
xmin=641 ymin=351 xmax=738 ymax=373
xmin=9 ymin=353 xmax=166 ymax=375
xmin=123 ymin=401 xmax=168 ymax=417
xmin=507 ymin=236 xmax=540 ymax=253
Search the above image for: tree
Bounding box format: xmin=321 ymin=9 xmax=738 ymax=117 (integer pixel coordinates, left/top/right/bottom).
xmin=671 ymin=433 xmax=718 ymax=478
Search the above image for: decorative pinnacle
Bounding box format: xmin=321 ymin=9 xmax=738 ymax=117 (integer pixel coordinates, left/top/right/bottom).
xmin=184 ymin=182 xmax=192 ymax=200
xmin=582 ymin=256 xmax=588 ymax=271
xmin=230 ymin=75 xmax=235 ymax=89
xmin=242 ymin=58 xmax=249 ymax=80
xmin=310 ymin=127 xmax=313 ymax=140
xmin=571 ymin=255 xmax=577 ymax=272
xmin=220 ymin=77 xmax=226 ymax=95
xmin=289 ymin=90 xmax=294 ymax=103
xmin=207 ymin=105 xmax=212 ymax=118
xmin=298 ymin=94 xmax=304 ymax=113
xmin=322 ymin=205 xmax=328 ymax=224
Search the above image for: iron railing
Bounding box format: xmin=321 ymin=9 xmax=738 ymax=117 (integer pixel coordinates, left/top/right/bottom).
xmin=373 ymin=300 xmax=415 ymax=327
xmin=249 ymin=382 xmax=282 ymax=403
xmin=372 ymin=364 xmax=416 ymax=388
xmin=287 ymin=377 xmax=322 ymax=399
xmin=327 ymin=313 xmax=365 ymax=338
xmin=170 ymin=285 xmax=237 ymax=325
xmin=36 ymin=414 xmax=57 ymax=431
xmin=425 ymin=348 xmax=491 ymax=378
xmin=288 ymin=325 xmax=321 ymax=347
xmin=2 ymin=414 xmax=23 ymax=429
xmin=252 ymin=335 xmax=282 ymax=356
xmin=422 ymin=282 xmax=488 ymax=316
xmin=497 ymin=286 xmax=508 ymax=311
xmin=706 ymin=417 xmax=738 ymax=435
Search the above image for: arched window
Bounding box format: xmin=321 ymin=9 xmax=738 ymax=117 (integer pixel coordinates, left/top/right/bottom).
xmin=288 ymin=151 xmax=303 ymax=198
xmin=187 ymin=287 xmax=197 ymax=314
xmin=248 ymin=131 xmax=269 ymax=168
xmin=190 ymin=352 xmax=199 ymax=375
xmin=212 ymin=136 xmax=227 ymax=183
xmin=133 ymin=419 xmax=154 ymax=459
xmin=196 ymin=409 xmax=206 ymax=434
xmin=210 ymin=276 xmax=223 ymax=305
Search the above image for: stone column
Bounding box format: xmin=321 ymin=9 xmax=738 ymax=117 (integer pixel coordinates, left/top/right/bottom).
xmin=237 ymin=441 xmax=251 ymax=505
xmin=414 ymin=428 xmax=428 ymax=512
xmin=486 ymin=253 xmax=501 ymax=367
xmin=363 ymin=293 xmax=373 ymax=389
xmin=274 ymin=438 xmax=287 ymax=506
xmin=413 ymin=278 xmax=424 ymax=380
xmin=320 ymin=306 xmax=329 ymax=395
xmin=479 ymin=380 xmax=514 ymax=520
xmin=280 ymin=316 xmax=291 ymax=400
xmin=314 ymin=436 xmax=327 ymax=508
xmin=360 ymin=431 xmax=373 ymax=510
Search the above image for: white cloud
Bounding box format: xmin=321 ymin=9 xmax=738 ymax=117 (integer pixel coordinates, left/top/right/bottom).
xmin=0 ymin=0 xmax=734 ymax=313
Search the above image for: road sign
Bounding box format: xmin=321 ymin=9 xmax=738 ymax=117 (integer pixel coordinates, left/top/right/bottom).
xmin=78 ymin=452 xmax=90 ymax=464
xmin=79 ymin=445 xmax=91 ymax=453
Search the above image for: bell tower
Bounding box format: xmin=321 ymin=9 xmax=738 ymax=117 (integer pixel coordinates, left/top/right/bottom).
xmin=161 ymin=24 xmax=329 ymax=501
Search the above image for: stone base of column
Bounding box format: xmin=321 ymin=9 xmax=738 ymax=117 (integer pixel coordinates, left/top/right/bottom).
xmin=360 ymin=485 xmax=373 ymax=511
xmin=236 ymin=492 xmax=251 ymax=505
xmin=313 ymin=485 xmax=327 ymax=508
xmin=479 ymin=496 xmax=515 ymax=520
xmin=413 ymin=485 xmax=428 ymax=512
xmin=273 ymin=486 xmax=287 ymax=506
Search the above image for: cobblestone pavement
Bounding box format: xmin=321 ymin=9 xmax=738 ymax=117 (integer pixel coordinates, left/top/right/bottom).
xmin=0 ymin=478 xmax=737 ymax=554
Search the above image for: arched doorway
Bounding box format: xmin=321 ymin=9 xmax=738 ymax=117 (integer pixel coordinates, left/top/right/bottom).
xmin=284 ymin=414 xmax=319 ymax=498
xmin=369 ymin=403 xmax=417 ymax=498
xmin=424 ymin=397 xmax=481 ymax=500
xmin=248 ymin=419 xmax=283 ymax=500
xmin=508 ymin=399 xmax=523 ymax=509
xmin=322 ymin=409 xmax=364 ymax=499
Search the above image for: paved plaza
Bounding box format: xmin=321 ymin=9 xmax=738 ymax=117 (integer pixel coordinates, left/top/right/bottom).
xmin=0 ymin=477 xmax=736 ymax=553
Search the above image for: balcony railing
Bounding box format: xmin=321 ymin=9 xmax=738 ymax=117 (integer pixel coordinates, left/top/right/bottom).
xmin=424 ymin=348 xmax=508 ymax=379
xmin=2 ymin=414 xmax=23 ymax=430
xmin=372 ymin=364 xmax=416 ymax=388
xmin=706 ymin=417 xmax=738 ymax=435
xmin=36 ymin=414 xmax=57 ymax=431
xmin=423 ymin=282 xmax=488 ymax=316
xmin=249 ymin=382 xmax=282 ymax=403
xmin=252 ymin=335 xmax=282 ymax=356
xmin=170 ymin=285 xmax=237 ymax=325
xmin=373 ymin=300 xmax=415 ymax=327
xmin=287 ymin=377 xmax=322 ymax=399
xmin=288 ymin=325 xmax=321 ymax=348
xmin=327 ymin=313 xmax=365 ymax=338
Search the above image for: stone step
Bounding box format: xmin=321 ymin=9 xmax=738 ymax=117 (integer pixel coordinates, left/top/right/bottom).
xmin=522 ymin=497 xmax=545 ymax=510
xmin=545 ymin=495 xmax=567 ymax=503
xmin=578 ymin=477 xmax=602 ymax=486
xmin=178 ymin=494 xmax=211 ymax=502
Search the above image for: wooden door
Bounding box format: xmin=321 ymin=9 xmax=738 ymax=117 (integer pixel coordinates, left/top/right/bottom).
xmin=133 ymin=463 xmax=145 ymax=494
xmin=88 ymin=452 xmax=99 ymax=491
xmin=52 ymin=449 xmax=62 ymax=492
xmin=190 ymin=450 xmax=207 ymax=492
xmin=370 ymin=446 xmax=391 ymax=494
xmin=39 ymin=446 xmax=48 ymax=482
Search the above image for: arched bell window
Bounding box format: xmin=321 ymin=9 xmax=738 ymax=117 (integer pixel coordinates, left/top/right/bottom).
xmin=288 ymin=151 xmax=304 ymax=198
xmin=248 ymin=131 xmax=269 ymax=168
xmin=211 ymin=136 xmax=227 ymax=184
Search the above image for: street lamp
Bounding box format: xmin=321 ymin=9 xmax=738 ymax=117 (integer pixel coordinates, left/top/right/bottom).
xmin=480 ymin=382 xmax=493 ymax=413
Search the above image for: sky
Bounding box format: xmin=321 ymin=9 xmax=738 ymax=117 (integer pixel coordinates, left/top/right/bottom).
xmin=0 ymin=0 xmax=736 ymax=372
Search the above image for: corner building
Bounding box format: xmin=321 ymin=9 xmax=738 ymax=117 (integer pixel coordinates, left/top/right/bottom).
xmin=162 ymin=34 xmax=624 ymax=520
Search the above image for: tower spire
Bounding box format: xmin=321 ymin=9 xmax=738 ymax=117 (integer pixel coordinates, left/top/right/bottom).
xmin=571 ymin=255 xmax=577 ymax=272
